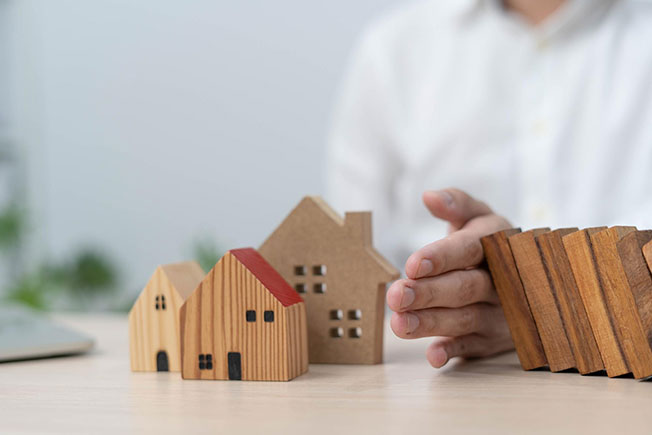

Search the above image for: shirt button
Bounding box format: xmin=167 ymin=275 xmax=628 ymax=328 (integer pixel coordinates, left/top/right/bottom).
xmin=532 ymin=119 xmax=548 ymax=136
xmin=530 ymin=204 xmax=551 ymax=222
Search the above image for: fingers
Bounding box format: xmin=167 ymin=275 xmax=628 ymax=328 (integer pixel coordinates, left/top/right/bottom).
xmin=390 ymin=303 xmax=505 ymax=340
xmin=405 ymin=229 xmax=484 ymax=279
xmin=425 ymin=333 xmax=515 ymax=368
xmin=422 ymin=189 xmax=492 ymax=231
xmin=386 ymin=269 xmax=498 ymax=312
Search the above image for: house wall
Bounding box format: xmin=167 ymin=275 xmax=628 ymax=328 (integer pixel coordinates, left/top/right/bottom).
xmin=260 ymin=200 xmax=387 ymax=364
xmin=128 ymin=267 xmax=185 ymax=371
xmin=180 ymin=252 xmax=306 ymax=381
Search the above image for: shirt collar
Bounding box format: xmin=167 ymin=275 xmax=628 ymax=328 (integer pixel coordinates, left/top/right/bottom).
xmin=455 ymin=0 xmax=618 ymax=40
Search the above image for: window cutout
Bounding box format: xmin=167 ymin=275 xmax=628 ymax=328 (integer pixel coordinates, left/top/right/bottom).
xmin=161 ymin=295 xmax=166 ymax=310
xmin=348 ymin=309 xmax=362 ymax=320
xmin=246 ymin=310 xmax=256 ymax=322
xmin=312 ymin=265 xmax=327 ymax=276
xmin=264 ymin=310 xmax=274 ymax=322
xmin=330 ymin=327 xmax=343 ymax=338
xmin=330 ymin=309 xmax=343 ymax=320
xmin=198 ymin=353 xmax=213 ymax=370
xmin=155 ymin=295 xmax=160 ymax=310
xmin=349 ymin=327 xmax=362 ymax=338
xmin=198 ymin=354 xmax=205 ymax=370
xmin=313 ymin=283 xmax=326 ymax=294
xmin=295 ymin=283 xmax=306 ymax=294
xmin=294 ymin=265 xmax=306 ymax=276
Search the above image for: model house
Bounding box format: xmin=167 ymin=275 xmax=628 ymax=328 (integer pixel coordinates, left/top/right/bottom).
xmin=179 ymin=248 xmax=308 ymax=381
xmin=259 ymin=196 xmax=399 ymax=364
xmin=128 ymin=261 xmax=205 ymax=372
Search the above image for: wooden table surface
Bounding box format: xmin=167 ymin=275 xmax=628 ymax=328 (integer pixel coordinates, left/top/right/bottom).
xmin=1 ymin=314 xmax=651 ymax=434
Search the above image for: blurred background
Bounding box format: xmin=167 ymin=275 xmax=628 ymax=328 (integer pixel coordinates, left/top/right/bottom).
xmin=0 ymin=0 xmax=400 ymax=311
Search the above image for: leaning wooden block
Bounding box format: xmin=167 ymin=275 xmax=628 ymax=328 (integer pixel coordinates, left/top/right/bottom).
xmin=536 ymin=228 xmax=603 ymax=374
xmin=591 ymin=227 xmax=652 ymax=379
xmin=613 ymin=230 xmax=652 ymax=379
xmin=644 ymin=240 xmax=652 ymax=274
xmin=481 ymin=229 xmax=547 ymax=370
xmin=563 ymin=227 xmax=629 ymax=377
xmin=180 ymin=248 xmax=308 ymax=381
xmin=128 ymin=261 xmax=205 ymax=372
xmin=509 ymin=228 xmax=575 ymax=372
xmin=259 ymin=196 xmax=399 ymax=365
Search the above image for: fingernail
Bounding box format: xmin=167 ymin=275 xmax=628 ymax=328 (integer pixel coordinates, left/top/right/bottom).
xmin=400 ymin=285 xmax=415 ymax=309
xmin=405 ymin=313 xmax=419 ymax=334
xmin=440 ymin=191 xmax=454 ymax=207
xmin=432 ymin=348 xmax=448 ymax=368
xmin=416 ymin=259 xmax=433 ymax=278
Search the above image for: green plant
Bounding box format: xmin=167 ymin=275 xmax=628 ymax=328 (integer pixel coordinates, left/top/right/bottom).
xmin=0 ymin=204 xmax=24 ymax=251
xmin=192 ymin=237 xmax=223 ymax=272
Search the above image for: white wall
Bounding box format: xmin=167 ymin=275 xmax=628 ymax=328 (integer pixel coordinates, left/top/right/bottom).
xmin=6 ymin=0 xmax=401 ymax=296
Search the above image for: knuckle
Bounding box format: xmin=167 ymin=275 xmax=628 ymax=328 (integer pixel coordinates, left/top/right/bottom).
xmin=456 ymin=273 xmax=474 ymax=306
xmin=457 ymin=306 xmax=477 ymax=333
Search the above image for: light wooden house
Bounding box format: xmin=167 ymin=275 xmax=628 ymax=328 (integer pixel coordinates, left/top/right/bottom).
xmin=128 ymin=261 xmax=205 ymax=372
xmin=259 ymin=196 xmax=399 ymax=365
xmin=180 ymin=248 xmax=308 ymax=381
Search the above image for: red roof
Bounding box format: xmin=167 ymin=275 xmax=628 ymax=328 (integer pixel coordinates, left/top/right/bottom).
xmin=229 ymin=248 xmax=304 ymax=307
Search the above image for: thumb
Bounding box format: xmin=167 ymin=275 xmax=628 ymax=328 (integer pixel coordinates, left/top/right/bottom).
xmin=422 ymin=188 xmax=493 ymax=231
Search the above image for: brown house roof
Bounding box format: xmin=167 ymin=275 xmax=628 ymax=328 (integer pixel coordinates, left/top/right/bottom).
xmin=159 ymin=261 xmax=205 ymax=300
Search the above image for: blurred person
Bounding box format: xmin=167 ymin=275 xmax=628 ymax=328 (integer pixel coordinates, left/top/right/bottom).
xmin=326 ymin=0 xmax=652 ymax=368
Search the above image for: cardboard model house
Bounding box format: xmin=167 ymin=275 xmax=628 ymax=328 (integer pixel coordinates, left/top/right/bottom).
xmin=259 ymin=196 xmax=400 ymax=364
xmin=180 ymin=248 xmax=308 ymax=381
xmin=128 ymin=261 xmax=205 ymax=372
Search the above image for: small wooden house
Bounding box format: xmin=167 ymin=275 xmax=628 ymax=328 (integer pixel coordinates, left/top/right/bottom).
xmin=259 ymin=196 xmax=399 ymax=364
xmin=180 ymin=248 xmax=308 ymax=381
xmin=128 ymin=261 xmax=205 ymax=372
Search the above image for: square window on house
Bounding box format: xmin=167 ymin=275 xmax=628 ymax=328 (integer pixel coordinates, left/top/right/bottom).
xmin=330 ymin=309 xmax=343 ymax=320
xmin=313 ymin=283 xmax=326 ymax=294
xmin=198 ymin=354 xmax=205 ymax=370
xmin=246 ymin=310 xmax=256 ymax=322
xmin=295 ymin=283 xmax=306 ymax=294
xmin=294 ymin=265 xmax=306 ymax=276
xmin=349 ymin=328 xmax=362 ymax=338
xmin=264 ymin=310 xmax=274 ymax=322
xmin=312 ymin=265 xmax=327 ymax=276
xmin=330 ymin=327 xmax=343 ymax=338
xmin=348 ymin=309 xmax=362 ymax=320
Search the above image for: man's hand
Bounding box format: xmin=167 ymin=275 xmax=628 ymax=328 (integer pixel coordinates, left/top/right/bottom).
xmin=386 ymin=188 xmax=515 ymax=368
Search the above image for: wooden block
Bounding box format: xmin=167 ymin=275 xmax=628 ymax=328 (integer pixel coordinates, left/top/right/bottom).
xmin=481 ymin=229 xmax=547 ymax=370
xmin=599 ymin=229 xmax=652 ymax=379
xmin=509 ymin=228 xmax=575 ymax=372
xmin=180 ymin=248 xmax=308 ymax=381
xmin=619 ymin=231 xmax=652 ymax=347
xmin=563 ymin=227 xmax=629 ymax=377
xmin=536 ymin=228 xmax=603 ymax=374
xmin=128 ymin=261 xmax=205 ymax=372
xmin=644 ymin=241 xmax=652 ymax=274
xmin=259 ymin=197 xmax=399 ymax=364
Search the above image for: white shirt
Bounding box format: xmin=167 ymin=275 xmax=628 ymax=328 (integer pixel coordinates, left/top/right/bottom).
xmin=326 ymin=0 xmax=652 ymax=267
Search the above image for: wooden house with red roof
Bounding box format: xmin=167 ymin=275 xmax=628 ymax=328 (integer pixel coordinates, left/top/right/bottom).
xmin=179 ymin=248 xmax=308 ymax=381
xmin=260 ymin=197 xmax=399 ymax=364
xmin=129 ymin=261 xmax=205 ymax=372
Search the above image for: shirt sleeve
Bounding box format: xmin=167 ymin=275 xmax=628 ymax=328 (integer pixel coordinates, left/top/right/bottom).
xmin=324 ymin=27 xmax=401 ymax=266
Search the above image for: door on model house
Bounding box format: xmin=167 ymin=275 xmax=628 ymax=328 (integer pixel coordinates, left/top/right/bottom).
xmin=227 ymin=352 xmax=241 ymax=380
xmin=156 ymin=350 xmax=169 ymax=372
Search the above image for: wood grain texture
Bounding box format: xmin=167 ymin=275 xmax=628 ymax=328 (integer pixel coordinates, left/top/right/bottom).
xmin=644 ymin=241 xmax=652 ymax=275
xmin=618 ymin=231 xmax=652 ymax=349
xmin=259 ymin=196 xmax=399 ymax=364
xmin=128 ymin=261 xmax=205 ymax=372
xmin=481 ymin=229 xmax=547 ymax=370
xmin=509 ymin=228 xmax=575 ymax=372
xmin=563 ymin=227 xmax=629 ymax=377
xmin=593 ymin=229 xmax=652 ymax=379
xmin=536 ymin=228 xmax=603 ymax=374
xmin=180 ymin=251 xmax=308 ymax=381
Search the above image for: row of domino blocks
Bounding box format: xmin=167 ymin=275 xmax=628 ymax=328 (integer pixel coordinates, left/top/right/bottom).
xmin=481 ymin=227 xmax=652 ymax=379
